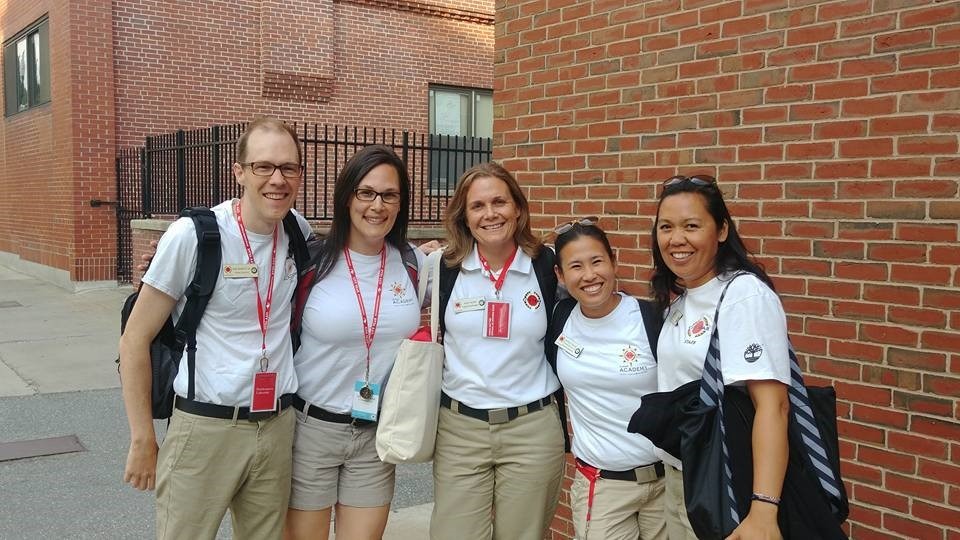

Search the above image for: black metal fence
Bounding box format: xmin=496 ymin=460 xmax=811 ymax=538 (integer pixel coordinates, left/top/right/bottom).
xmin=115 ymin=122 xmax=491 ymax=282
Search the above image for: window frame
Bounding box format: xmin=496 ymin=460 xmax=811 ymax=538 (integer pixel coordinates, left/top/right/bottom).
xmin=4 ymin=16 xmax=50 ymax=117
xmin=427 ymin=85 xmax=493 ymax=193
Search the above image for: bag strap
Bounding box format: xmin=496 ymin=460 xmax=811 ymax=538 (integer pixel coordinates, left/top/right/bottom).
xmin=401 ymin=243 xmax=420 ymax=299
xmin=422 ymin=249 xmax=443 ymax=342
xmin=175 ymin=207 xmax=221 ymax=402
xmin=636 ymin=297 xmax=662 ymax=361
xmin=702 ymin=272 xmax=845 ymax=520
xmin=546 ymin=297 xmax=577 ymax=375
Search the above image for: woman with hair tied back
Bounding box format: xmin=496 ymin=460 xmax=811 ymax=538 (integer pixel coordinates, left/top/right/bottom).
xmin=430 ymin=162 xmax=566 ymax=540
xmin=650 ymin=174 xmax=790 ymax=540
xmin=549 ymin=219 xmax=667 ymax=540
xmin=285 ymin=144 xmax=425 ymax=540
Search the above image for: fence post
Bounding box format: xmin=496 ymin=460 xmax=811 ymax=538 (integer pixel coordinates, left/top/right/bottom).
xmin=211 ymin=125 xmax=221 ymax=203
xmin=176 ymin=129 xmax=186 ymax=212
xmin=402 ymin=131 xmax=409 ymax=165
xmin=141 ymin=140 xmax=152 ymax=217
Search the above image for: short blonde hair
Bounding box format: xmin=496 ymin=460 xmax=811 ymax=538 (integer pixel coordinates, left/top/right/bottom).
xmin=443 ymin=162 xmax=541 ymax=267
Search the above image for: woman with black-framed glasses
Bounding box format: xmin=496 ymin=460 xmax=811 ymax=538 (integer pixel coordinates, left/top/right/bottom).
xmin=648 ymin=174 xmax=791 ymax=540
xmin=285 ymin=144 xmax=427 ymax=540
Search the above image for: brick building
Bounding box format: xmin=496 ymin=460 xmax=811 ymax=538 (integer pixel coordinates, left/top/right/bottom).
xmin=0 ymin=0 xmax=493 ymax=287
xmin=493 ymin=1 xmax=959 ymax=539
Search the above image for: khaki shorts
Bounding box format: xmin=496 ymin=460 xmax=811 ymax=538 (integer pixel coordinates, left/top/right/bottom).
xmin=289 ymin=410 xmax=396 ymax=510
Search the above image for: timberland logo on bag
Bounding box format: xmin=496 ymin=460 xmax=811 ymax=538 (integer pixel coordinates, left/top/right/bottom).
xmin=744 ymin=343 xmax=763 ymax=363
xmin=391 ymin=281 xmax=414 ymax=305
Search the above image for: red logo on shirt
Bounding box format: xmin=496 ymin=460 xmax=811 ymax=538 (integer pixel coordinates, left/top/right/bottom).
xmin=687 ymin=316 xmax=710 ymax=339
xmin=523 ymin=291 xmax=542 ymax=310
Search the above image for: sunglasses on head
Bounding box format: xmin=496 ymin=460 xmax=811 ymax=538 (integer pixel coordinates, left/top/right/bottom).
xmin=663 ymin=174 xmax=717 ymax=187
xmin=554 ymin=216 xmax=598 ymax=235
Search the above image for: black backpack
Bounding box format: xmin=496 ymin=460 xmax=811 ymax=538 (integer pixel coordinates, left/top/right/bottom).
xmin=118 ymin=207 xmax=309 ymax=419
xmin=545 ymin=295 xmax=664 ymax=451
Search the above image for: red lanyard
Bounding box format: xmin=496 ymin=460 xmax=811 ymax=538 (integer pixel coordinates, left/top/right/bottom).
xmin=477 ymin=245 xmax=518 ymax=297
xmin=344 ymin=246 xmax=387 ymax=383
xmin=234 ymin=201 xmax=278 ymax=370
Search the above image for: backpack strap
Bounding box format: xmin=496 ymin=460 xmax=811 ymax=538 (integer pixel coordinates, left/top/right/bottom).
xmin=281 ymin=211 xmax=313 ymax=353
xmin=546 ymin=297 xmax=577 ymax=376
xmin=400 ymin=243 xmax=420 ymax=299
xmin=175 ymin=207 xmax=221 ymax=402
xmin=282 ymin=211 xmax=310 ymax=275
xmin=531 ymin=247 xmax=558 ymax=320
xmin=437 ymin=258 xmax=460 ymax=334
xmin=546 ymin=296 xmax=577 ymax=453
xmin=635 ymin=297 xmax=663 ymax=361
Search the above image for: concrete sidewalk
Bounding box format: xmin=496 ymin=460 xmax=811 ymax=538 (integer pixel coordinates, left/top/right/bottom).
xmin=0 ymin=264 xmax=432 ymax=539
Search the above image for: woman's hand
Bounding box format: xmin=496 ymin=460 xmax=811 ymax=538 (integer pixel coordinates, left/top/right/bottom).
xmin=724 ymin=502 xmax=782 ymax=540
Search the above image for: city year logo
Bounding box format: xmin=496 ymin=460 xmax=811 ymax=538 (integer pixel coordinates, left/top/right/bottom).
xmin=687 ymin=316 xmax=710 ymax=339
xmin=523 ymin=290 xmax=542 ymax=310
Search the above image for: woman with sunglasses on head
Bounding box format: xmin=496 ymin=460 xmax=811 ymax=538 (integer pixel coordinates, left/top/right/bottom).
xmin=431 ymin=162 xmax=566 ymax=540
xmin=651 ymin=174 xmax=790 ymax=540
xmin=284 ymin=144 xmax=426 ymax=540
xmin=549 ymin=218 xmax=667 ymax=540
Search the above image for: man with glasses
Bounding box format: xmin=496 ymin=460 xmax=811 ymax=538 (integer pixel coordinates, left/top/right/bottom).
xmin=119 ymin=117 xmax=312 ymax=539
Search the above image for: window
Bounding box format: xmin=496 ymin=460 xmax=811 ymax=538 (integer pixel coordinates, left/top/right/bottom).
xmin=429 ymin=85 xmax=493 ymax=190
xmin=4 ymin=17 xmax=50 ymax=116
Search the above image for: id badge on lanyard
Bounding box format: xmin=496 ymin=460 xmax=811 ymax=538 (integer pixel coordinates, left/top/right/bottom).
xmin=478 ymin=247 xmax=518 ymax=341
xmin=235 ymin=201 xmax=279 ymax=414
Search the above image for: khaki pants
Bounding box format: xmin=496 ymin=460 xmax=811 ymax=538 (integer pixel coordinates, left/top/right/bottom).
xmin=430 ymin=403 xmax=565 ymax=540
xmin=663 ymin=465 xmax=698 ymax=540
xmin=570 ymin=468 xmax=666 ymax=540
xmin=156 ymin=407 xmax=295 ymax=540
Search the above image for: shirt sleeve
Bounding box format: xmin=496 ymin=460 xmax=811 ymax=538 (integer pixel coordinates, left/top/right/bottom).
xmin=141 ymin=217 xmax=198 ymax=302
xmin=716 ymin=276 xmax=791 ymax=387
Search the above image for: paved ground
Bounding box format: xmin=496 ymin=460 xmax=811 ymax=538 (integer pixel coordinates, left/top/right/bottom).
xmin=0 ymin=265 xmax=432 ymax=539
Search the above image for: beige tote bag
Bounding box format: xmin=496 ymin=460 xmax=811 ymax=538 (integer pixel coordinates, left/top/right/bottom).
xmin=376 ymin=248 xmax=444 ymax=464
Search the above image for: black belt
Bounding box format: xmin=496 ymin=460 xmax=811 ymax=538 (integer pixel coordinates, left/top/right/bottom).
xmin=175 ymin=394 xmax=294 ymax=421
xmin=441 ymin=392 xmax=553 ymax=425
xmin=576 ymin=457 xmax=665 ymax=483
xmin=293 ymin=395 xmax=375 ymax=427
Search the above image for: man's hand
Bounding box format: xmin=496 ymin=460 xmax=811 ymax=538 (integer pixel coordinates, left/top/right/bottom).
xmin=124 ymin=437 xmax=159 ymax=491
xmin=418 ymin=240 xmax=443 ymax=254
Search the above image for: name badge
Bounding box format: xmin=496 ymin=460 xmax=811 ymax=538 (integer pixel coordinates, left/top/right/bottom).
xmin=224 ymin=263 xmax=259 ymax=278
xmin=483 ymin=300 xmax=511 ymax=339
xmin=454 ymin=296 xmax=486 ymax=313
xmin=351 ymin=381 xmax=381 ymax=421
xmin=250 ymin=371 xmax=277 ymax=412
xmin=555 ymin=334 xmax=583 ymax=358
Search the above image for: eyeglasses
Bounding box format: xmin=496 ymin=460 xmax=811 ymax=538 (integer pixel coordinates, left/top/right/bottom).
xmin=663 ymin=174 xmax=716 ymax=187
xmin=354 ymin=188 xmax=402 ymax=205
xmin=554 ymin=216 xmax=598 ymax=235
xmin=241 ymin=162 xmax=303 ymax=179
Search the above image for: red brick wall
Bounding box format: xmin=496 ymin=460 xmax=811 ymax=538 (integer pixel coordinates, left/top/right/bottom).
xmin=0 ymin=0 xmax=115 ymax=280
xmin=111 ymin=0 xmax=494 ymax=146
xmin=2 ymin=0 xmax=493 ymax=281
xmin=494 ymin=2 xmax=960 ymax=539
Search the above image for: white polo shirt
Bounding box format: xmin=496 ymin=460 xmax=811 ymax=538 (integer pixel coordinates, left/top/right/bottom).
xmin=556 ymin=293 xmax=660 ymax=470
xmin=294 ymin=244 xmax=424 ymax=413
xmin=143 ymin=200 xmax=311 ymax=406
xmin=442 ymin=245 xmax=560 ymax=409
xmin=656 ymin=272 xmax=791 ymax=468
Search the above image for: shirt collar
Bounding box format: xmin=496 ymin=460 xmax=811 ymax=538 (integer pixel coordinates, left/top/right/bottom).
xmin=461 ymin=243 xmax=533 ymax=275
